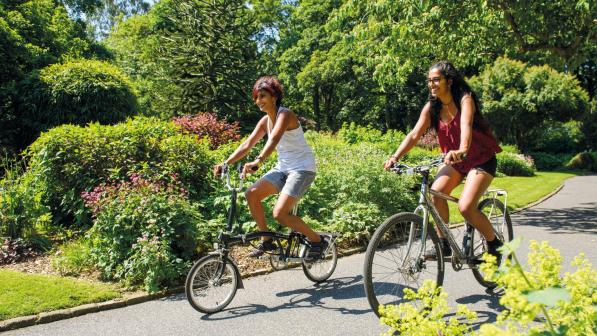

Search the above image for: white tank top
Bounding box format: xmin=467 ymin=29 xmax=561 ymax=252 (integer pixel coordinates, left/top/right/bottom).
xmin=268 ymin=107 xmax=316 ymax=172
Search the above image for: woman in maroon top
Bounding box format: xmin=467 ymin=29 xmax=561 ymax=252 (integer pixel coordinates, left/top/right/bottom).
xmin=384 ymin=61 xmax=503 ymax=262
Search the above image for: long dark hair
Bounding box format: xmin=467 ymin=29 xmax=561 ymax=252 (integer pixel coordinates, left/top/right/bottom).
xmin=428 ymin=61 xmax=489 ymax=133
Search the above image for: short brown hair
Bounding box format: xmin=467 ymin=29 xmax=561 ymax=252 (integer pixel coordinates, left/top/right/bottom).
xmin=252 ymin=76 xmax=284 ymax=106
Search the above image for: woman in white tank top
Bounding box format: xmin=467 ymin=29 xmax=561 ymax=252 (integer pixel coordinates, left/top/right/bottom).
xmin=213 ymin=76 xmax=324 ymax=259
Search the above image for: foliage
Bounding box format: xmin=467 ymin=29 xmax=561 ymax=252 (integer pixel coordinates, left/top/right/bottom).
xmin=329 ymin=202 xmax=382 ymax=245
xmin=469 ymin=57 xmax=590 ymax=151
xmin=0 ymin=0 xmax=107 ymax=152
xmin=103 ymin=9 xmax=175 ymax=118
xmin=337 ymin=122 xmax=406 ymax=152
xmin=299 ymin=132 xmax=417 ymax=237
xmin=380 ymin=239 xmax=597 ymax=335
xmin=0 ymin=238 xmax=40 ymax=265
xmin=529 ymin=152 xmax=573 ymax=171
xmin=62 ymin=0 xmax=151 ymax=39
xmin=530 ymin=121 xmax=584 ymax=153
xmin=25 ymin=117 xmax=214 ymax=228
xmin=18 ymin=59 xmax=138 ymax=147
xmin=497 ymin=152 xmax=535 ymax=177
xmin=566 ymin=151 xmax=597 ymax=172
xmin=152 ymin=0 xmax=259 ymax=120
xmin=580 ymin=98 xmax=597 ymax=150
xmin=84 ymin=174 xmax=202 ymax=292
xmin=51 ymin=237 xmax=95 ymax=276
xmin=379 ymin=280 xmax=477 ymax=336
xmin=0 ymin=161 xmax=52 ymax=239
xmin=172 ymin=113 xmax=241 ymax=150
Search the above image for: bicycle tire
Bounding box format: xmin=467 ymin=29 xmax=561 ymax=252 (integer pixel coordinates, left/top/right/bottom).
xmin=470 ymin=198 xmax=514 ymax=288
xmin=185 ymin=254 xmax=239 ymax=314
xmin=363 ymin=212 xmax=444 ymax=317
xmin=269 ymin=255 xmax=288 ymax=270
xmin=302 ymin=236 xmax=338 ymax=283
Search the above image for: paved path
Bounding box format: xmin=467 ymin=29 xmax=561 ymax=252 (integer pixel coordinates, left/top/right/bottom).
xmin=5 ymin=175 xmax=596 ymax=336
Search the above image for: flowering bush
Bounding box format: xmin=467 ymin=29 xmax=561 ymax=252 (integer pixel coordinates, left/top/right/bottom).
xmin=83 ymin=174 xmax=203 ymax=292
xmin=379 ymin=239 xmax=597 ymax=335
xmin=173 ymin=112 xmax=241 ymax=149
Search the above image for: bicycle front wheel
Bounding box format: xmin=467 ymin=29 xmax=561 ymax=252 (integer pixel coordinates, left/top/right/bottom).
xmin=471 ymin=198 xmax=513 ymax=288
xmin=185 ymin=254 xmax=239 ymax=314
xmin=363 ymin=212 xmax=444 ymax=317
xmin=302 ymin=236 xmax=338 ymax=283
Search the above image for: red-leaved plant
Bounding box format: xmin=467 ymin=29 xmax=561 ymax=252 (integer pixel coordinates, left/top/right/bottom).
xmin=172 ymin=113 xmax=241 ymax=149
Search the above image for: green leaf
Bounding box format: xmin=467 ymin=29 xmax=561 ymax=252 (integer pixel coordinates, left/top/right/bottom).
xmin=523 ymin=286 xmax=571 ymax=307
xmin=499 ymin=236 xmax=522 ymax=261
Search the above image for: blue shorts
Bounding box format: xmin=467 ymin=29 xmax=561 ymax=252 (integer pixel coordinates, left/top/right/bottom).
xmin=259 ymin=168 xmax=316 ymax=199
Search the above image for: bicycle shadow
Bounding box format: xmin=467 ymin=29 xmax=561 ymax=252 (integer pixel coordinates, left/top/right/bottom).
xmin=198 ymin=275 xmax=374 ymax=320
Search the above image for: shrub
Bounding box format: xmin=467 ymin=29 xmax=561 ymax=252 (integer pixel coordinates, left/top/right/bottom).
xmin=337 ymin=122 xmax=406 ymax=153
xmin=529 ymin=152 xmax=573 ymax=171
xmin=379 ymin=239 xmax=597 ymax=335
xmin=469 ymin=57 xmax=590 ymax=151
xmin=172 ymin=112 xmax=241 ymax=149
xmin=300 ymin=132 xmax=417 ymax=239
xmin=0 ymin=238 xmax=40 ymax=265
xmin=51 ymin=237 xmax=94 ymax=276
xmin=330 ymin=202 xmax=382 ymax=245
xmin=25 ymin=117 xmax=214 ymax=228
xmin=0 ymin=162 xmax=52 ymax=239
xmin=566 ymin=151 xmax=597 ymax=172
xmin=18 ymin=59 xmax=138 ymax=147
xmin=497 ymin=152 xmax=535 ymax=176
xmin=530 ymin=120 xmax=584 ymax=153
xmin=84 ymin=174 xmax=202 ymax=292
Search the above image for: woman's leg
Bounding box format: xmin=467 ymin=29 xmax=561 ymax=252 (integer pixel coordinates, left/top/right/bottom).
xmin=245 ymin=179 xmax=279 ymax=240
xmin=458 ymin=169 xmax=496 ymax=241
xmin=430 ymin=165 xmax=464 ymax=238
xmin=273 ymin=194 xmax=321 ymax=243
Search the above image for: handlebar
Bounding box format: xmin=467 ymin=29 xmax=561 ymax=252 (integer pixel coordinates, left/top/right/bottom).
xmin=390 ymin=155 xmax=447 ymax=175
xmin=219 ymin=162 xmax=258 ymax=191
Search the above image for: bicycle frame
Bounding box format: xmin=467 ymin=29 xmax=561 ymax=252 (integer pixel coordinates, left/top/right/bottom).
xmin=405 ymin=161 xmax=508 ymax=265
xmin=215 ymin=164 xmax=337 ymax=262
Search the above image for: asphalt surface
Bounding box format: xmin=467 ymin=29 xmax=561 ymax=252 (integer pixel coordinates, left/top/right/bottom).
xmin=5 ymin=175 xmax=596 ymax=336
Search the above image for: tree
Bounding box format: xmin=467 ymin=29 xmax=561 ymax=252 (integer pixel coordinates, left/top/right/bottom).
xmin=61 ymin=0 xmax=151 ymax=39
xmin=153 ymin=0 xmax=259 ymax=120
xmin=469 ymin=57 xmax=590 ymax=151
xmin=0 ymin=0 xmax=105 ymax=153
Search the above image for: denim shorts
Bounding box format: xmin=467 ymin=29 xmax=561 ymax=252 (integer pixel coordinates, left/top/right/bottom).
xmin=259 ymin=168 xmax=316 ymax=199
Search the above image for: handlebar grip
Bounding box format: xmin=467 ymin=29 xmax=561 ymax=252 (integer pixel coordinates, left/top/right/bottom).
xmin=250 ymin=165 xmax=259 ymax=172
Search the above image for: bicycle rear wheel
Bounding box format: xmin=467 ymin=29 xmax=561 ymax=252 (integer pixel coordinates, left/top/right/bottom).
xmin=363 ymin=212 xmax=444 ymax=317
xmin=471 ymin=198 xmax=513 ymax=288
xmin=185 ymin=254 xmax=239 ymax=314
xmin=302 ymin=235 xmax=338 ymax=283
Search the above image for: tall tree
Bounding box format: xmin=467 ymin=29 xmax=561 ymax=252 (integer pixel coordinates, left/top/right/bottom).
xmin=154 ymin=0 xmax=259 ymax=120
xmin=61 ymin=0 xmax=151 ymax=39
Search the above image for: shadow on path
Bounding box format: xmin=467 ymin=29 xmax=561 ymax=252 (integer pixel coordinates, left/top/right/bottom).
xmin=194 ymin=275 xmax=372 ymax=321
xmin=514 ymin=203 xmax=597 ymax=234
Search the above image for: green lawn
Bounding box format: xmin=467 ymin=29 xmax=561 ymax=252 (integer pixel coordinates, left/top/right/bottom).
xmin=0 ymin=269 xmax=120 ymax=321
xmin=447 ymin=171 xmax=578 ymax=223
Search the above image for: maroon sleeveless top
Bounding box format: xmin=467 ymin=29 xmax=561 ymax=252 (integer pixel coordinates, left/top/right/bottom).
xmin=437 ymin=110 xmax=502 ymax=174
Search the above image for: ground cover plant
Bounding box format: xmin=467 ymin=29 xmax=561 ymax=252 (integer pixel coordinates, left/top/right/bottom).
xmin=379 ymin=239 xmax=597 ymax=335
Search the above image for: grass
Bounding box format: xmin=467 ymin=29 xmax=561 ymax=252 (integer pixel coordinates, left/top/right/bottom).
xmin=447 ymin=171 xmax=578 ymax=224
xmin=0 ymin=269 xmax=120 ymax=321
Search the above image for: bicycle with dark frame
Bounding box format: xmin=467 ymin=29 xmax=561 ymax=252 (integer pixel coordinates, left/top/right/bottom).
xmin=185 ymin=163 xmax=339 ymax=314
xmin=363 ymin=156 xmax=513 ymax=317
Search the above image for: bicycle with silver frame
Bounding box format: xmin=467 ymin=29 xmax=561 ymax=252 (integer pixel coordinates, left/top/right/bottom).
xmin=363 ymin=155 xmax=513 ymax=317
